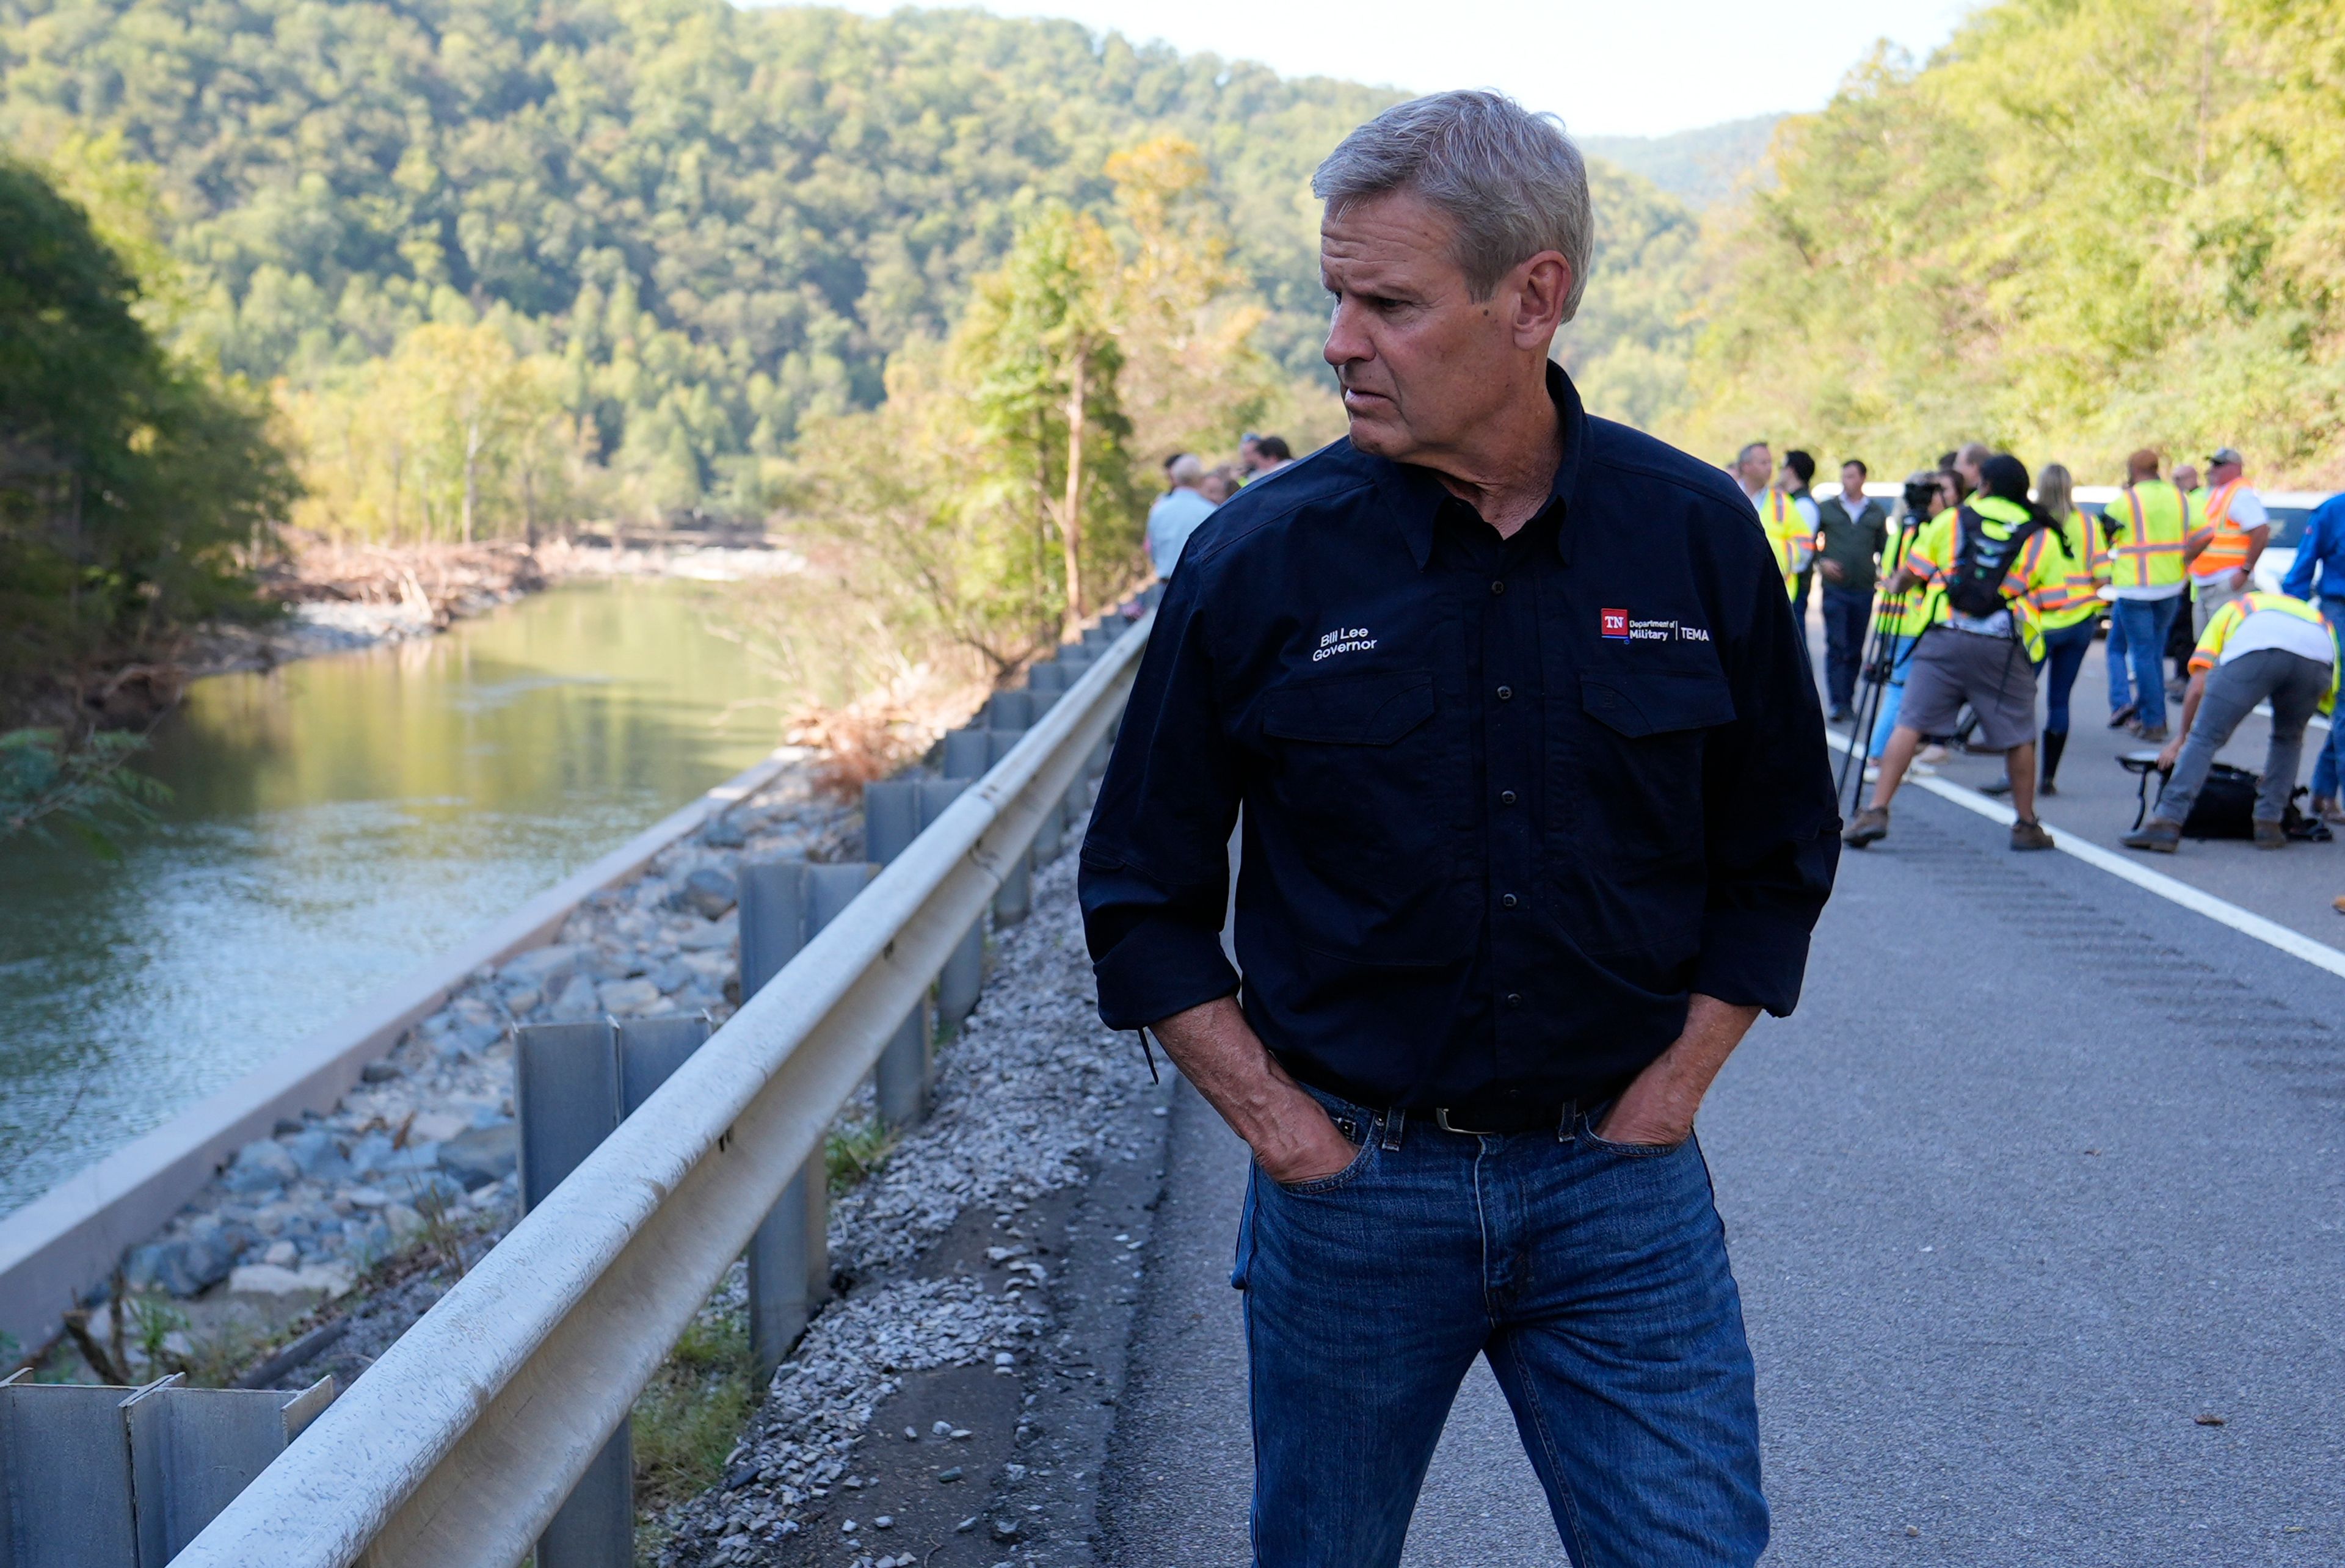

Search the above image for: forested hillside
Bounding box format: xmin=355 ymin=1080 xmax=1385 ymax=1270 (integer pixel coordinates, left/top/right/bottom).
xmin=1683 ymin=0 xmax=2345 ymax=485
xmin=0 ymin=0 xmax=1409 ymax=524
xmin=1583 ymin=115 xmax=1778 ymax=209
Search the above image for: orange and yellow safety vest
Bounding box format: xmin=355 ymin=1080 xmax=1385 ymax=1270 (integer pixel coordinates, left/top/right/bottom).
xmin=2186 ymin=479 xmax=2260 ymax=580
xmin=2019 ymin=513 xmax=2105 ymax=631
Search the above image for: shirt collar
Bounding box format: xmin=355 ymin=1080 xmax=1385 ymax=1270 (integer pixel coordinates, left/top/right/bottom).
xmin=1369 ymin=360 xmax=1588 ymax=572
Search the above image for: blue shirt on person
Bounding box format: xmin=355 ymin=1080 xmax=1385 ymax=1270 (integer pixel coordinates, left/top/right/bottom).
xmin=1078 ymin=364 xmax=1839 ymax=1113
xmin=2281 ymin=493 xmax=2345 ymax=604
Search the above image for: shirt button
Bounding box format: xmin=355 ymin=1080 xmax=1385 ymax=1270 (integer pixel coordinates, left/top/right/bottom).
xmin=1490 ymin=579 xmax=1506 ymax=596
xmin=1505 ymin=992 xmax=1524 ymax=1009
xmin=1496 ymin=685 xmax=1513 ymax=701
xmin=1501 ymin=893 xmax=1519 ymax=909
xmin=1500 ymin=789 xmax=1518 ymax=805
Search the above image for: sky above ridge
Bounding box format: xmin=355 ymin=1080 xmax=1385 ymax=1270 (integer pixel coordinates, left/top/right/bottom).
xmin=809 ymin=0 xmax=1973 ymax=138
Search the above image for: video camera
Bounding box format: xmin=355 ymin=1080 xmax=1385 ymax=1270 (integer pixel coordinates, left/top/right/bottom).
xmin=1900 ymin=473 xmax=1941 ymax=520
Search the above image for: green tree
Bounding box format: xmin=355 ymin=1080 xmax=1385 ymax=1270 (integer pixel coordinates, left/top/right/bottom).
xmin=955 ymin=207 xmax=1139 ymax=636
xmin=0 ymin=154 xmax=293 ymax=709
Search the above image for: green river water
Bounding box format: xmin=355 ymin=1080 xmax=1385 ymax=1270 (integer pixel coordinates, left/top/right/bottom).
xmin=0 ymin=579 xmax=785 ymax=1218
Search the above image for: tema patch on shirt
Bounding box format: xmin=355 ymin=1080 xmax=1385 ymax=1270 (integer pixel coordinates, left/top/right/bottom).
xmin=1602 ymin=609 xmax=1710 ymax=644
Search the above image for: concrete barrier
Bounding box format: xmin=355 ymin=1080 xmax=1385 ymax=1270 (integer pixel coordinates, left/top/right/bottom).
xmin=0 ymin=749 xmax=801 ymax=1356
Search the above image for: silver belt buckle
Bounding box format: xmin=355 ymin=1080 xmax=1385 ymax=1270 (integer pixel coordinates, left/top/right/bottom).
xmin=1434 ymin=1108 xmax=1499 ymax=1136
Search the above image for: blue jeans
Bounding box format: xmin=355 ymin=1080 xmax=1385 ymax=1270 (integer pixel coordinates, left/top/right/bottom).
xmin=2104 ymin=608 xmax=2128 ymax=710
xmin=2038 ymin=617 xmax=2098 ymax=734
xmin=2107 ymin=595 xmax=2182 ymax=730
xmin=1235 ymin=1084 xmax=1766 ymax=1567
xmin=1820 ymin=584 xmax=1874 ymax=711
xmin=1867 ymin=633 xmax=1919 ymax=759
xmin=2314 ymin=598 xmax=2345 ymax=800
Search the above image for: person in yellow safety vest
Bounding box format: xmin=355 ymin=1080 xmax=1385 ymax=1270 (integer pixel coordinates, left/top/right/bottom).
xmin=2121 ymin=592 xmax=2337 ymax=853
xmin=1729 ymin=439 xmax=1811 ymax=599
xmin=2184 ymin=445 xmax=2271 ymax=637
xmin=1861 ymin=471 xmax=1951 ymax=769
xmin=2101 ymin=448 xmax=2194 ymax=740
xmin=2015 ymin=462 xmax=2104 ymax=796
xmin=1756 ymin=484 xmax=1814 ymax=600
xmin=1845 ymin=453 xmax=2054 ymax=852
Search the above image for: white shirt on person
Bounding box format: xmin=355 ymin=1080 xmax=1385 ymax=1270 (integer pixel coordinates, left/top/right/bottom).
xmin=1147 ymin=487 xmax=1218 ymax=575
xmin=2215 ymin=603 xmax=2333 ymax=669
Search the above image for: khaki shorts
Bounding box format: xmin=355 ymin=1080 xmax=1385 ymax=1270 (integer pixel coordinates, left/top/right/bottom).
xmin=1897 ymin=626 xmax=2038 ymax=750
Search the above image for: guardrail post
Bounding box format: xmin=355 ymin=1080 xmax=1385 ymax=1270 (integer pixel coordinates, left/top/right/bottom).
xmin=941 ymin=727 xmax=989 ymax=780
xmin=987 ymin=689 xmax=1034 ymax=730
xmin=0 ymin=1367 xmax=335 ymax=1568
xmin=0 ymin=1368 xmax=144 ymax=1566
xmin=516 ymin=1020 xmax=630 ymax=1568
xmin=920 ymin=778 xmax=983 ymax=1031
xmin=515 ymin=1013 xmax=716 ymax=1568
xmin=738 ymin=858 xmax=838 ymax=1381
xmin=852 ymin=799 xmax=934 ymax=1127
xmin=861 ymin=779 xmax=920 ymax=866
xmin=125 ymin=1375 xmax=334 ymax=1566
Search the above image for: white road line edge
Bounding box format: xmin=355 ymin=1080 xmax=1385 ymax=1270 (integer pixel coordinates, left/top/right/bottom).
xmin=1825 ymin=729 xmax=2345 ymax=982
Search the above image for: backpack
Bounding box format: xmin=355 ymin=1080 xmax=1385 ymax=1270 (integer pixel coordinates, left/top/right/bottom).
xmin=1943 ymin=505 xmax=2042 ymax=620
xmin=2181 ymin=763 xmax=2333 ymax=842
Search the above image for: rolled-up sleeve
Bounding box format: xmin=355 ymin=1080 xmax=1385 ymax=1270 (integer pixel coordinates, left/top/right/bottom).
xmin=1695 ymin=520 xmax=1842 ymax=1015
xmin=1080 ymin=565 xmax=1244 ymax=1030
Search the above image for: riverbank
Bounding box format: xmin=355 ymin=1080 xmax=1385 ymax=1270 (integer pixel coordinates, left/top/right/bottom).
xmin=11 ymin=531 xmax=813 ymax=733
xmin=26 ymin=753 xmax=852 ymax=1382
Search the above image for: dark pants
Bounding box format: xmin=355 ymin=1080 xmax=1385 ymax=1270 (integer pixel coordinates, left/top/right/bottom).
xmin=2038 ymin=617 xmax=2098 ymax=735
xmin=1791 ymin=567 xmax=1813 ymax=627
xmin=1237 ymin=1083 xmax=1767 ymax=1567
xmin=1820 ymin=584 xmax=1874 ymax=711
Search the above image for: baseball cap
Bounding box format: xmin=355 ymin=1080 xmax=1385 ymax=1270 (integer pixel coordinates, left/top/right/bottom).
xmin=2207 ymin=446 xmax=2243 ymax=466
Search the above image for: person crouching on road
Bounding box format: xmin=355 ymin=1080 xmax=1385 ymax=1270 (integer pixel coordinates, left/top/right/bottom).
xmin=2121 ymin=592 xmax=2337 ymax=853
xmin=1845 ymin=453 xmax=2056 ymax=852
xmin=1082 ymin=90 xmax=1838 ymax=1568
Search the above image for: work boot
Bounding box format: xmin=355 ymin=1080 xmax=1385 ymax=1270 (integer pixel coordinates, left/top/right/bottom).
xmin=2254 ymin=819 xmax=2288 ymax=850
xmin=2010 ymin=817 xmax=2054 ymax=852
xmin=1843 ymin=805 xmax=1890 ymax=848
xmin=2123 ymin=818 xmax=2182 ymax=853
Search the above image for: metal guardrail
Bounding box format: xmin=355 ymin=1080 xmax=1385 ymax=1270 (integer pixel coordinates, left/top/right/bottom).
xmin=168 ymin=609 xmax=1152 ymax=1568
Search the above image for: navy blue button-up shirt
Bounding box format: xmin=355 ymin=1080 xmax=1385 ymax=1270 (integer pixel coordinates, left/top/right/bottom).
xmin=1078 ymin=366 xmax=1840 ymax=1110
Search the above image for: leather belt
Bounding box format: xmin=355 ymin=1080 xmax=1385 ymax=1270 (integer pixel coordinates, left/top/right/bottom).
xmin=1418 ymin=1099 xmax=1581 ymax=1138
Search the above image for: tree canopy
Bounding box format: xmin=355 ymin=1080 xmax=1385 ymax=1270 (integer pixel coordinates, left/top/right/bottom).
xmin=0 ymin=151 xmax=291 ymax=706
xmin=1680 ymin=0 xmax=2345 ymax=485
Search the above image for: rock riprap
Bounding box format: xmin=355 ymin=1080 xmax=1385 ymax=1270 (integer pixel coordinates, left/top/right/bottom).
xmin=118 ymin=762 xmax=853 ymax=1308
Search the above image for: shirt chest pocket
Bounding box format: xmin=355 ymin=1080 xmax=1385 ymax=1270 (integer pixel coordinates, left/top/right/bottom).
xmin=1257 ymin=669 xmax=1459 ymax=885
xmin=1555 ymin=669 xmax=1736 ymax=876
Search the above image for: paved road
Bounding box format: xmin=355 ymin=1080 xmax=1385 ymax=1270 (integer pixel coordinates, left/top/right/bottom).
xmin=1095 ymin=778 xmax=2345 ymax=1564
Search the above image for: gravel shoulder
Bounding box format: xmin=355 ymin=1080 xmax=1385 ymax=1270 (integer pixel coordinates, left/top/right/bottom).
xmin=653 ymin=840 xmax=1180 ymax=1568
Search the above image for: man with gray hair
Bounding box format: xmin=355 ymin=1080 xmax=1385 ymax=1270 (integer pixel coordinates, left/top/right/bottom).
xmin=1146 ymin=452 xmax=1218 ymax=575
xmin=1083 ymin=90 xmax=1835 ymax=1566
